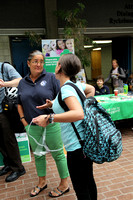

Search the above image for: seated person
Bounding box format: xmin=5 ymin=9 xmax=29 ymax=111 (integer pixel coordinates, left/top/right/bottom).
xmin=127 ymin=73 xmax=133 ymax=92
xmin=95 ymin=75 xmax=110 ymax=96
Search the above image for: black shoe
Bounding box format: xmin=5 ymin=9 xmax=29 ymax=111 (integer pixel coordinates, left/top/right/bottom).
xmin=0 ymin=166 xmax=11 ymax=176
xmin=5 ymin=167 xmax=26 ymax=182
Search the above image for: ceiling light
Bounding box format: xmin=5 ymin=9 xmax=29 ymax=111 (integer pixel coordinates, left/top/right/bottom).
xmin=93 ymin=40 xmax=112 ymax=44
xmin=84 ymin=45 xmax=93 ymax=48
xmin=93 ymin=48 xmax=101 ymax=51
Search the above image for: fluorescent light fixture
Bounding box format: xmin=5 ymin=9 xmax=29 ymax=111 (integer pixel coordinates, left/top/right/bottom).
xmin=93 ymin=48 xmax=101 ymax=51
xmin=84 ymin=45 xmax=93 ymax=48
xmin=93 ymin=40 xmax=112 ymax=44
xmin=84 ymin=40 xmax=112 ymax=48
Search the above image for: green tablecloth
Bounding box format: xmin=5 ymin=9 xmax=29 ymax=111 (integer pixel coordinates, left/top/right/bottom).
xmin=95 ymin=94 xmax=133 ymax=121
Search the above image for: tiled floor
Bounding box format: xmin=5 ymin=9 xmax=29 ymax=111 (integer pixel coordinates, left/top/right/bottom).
xmin=0 ymin=121 xmax=133 ymax=200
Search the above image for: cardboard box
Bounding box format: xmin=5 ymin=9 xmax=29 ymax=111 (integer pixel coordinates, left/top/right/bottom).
xmin=0 ymin=132 xmax=31 ymax=167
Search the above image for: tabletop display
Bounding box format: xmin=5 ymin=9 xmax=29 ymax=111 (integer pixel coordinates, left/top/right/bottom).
xmin=95 ymin=94 xmax=133 ymax=121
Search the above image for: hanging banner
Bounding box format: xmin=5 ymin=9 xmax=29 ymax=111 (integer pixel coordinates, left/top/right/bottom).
xmin=42 ymin=39 xmax=74 ymax=73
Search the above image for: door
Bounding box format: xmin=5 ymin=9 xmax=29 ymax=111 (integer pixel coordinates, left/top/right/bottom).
xmin=10 ymin=37 xmax=42 ymax=77
xmin=91 ymin=50 xmax=101 ymax=79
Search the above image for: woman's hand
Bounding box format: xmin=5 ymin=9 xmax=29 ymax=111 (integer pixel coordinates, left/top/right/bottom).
xmin=0 ymin=79 xmax=5 ymax=87
xmin=36 ymin=99 xmax=53 ymax=109
xmin=23 ymin=120 xmax=28 ymax=127
xmin=32 ymin=115 xmax=49 ymax=127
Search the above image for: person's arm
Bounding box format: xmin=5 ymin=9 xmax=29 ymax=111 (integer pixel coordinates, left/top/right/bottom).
xmin=84 ymin=84 xmax=95 ymax=98
xmin=32 ymin=96 xmax=84 ymax=127
xmin=0 ymin=63 xmax=22 ymax=87
xmin=18 ymin=104 xmax=28 ymax=127
xmin=0 ymin=78 xmax=22 ymax=87
xmin=104 ymin=73 xmax=111 ymax=83
xmin=106 ymin=86 xmax=110 ymax=94
xmin=118 ymin=68 xmax=126 ymax=79
xmin=36 ymin=99 xmax=54 ymax=110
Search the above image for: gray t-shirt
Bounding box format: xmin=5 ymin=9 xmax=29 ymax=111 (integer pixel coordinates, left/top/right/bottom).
xmin=0 ymin=62 xmax=21 ymax=113
xmin=112 ymin=68 xmax=119 ymax=87
xmin=111 ymin=67 xmax=125 ymax=88
xmin=105 ymin=67 xmax=126 ymax=88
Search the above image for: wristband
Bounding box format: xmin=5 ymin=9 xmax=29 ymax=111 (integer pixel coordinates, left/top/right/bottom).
xmin=20 ymin=116 xmax=25 ymax=120
xmin=48 ymin=113 xmax=55 ymax=124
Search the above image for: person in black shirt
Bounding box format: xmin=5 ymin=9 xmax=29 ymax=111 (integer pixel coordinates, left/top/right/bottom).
xmin=95 ymin=75 xmax=110 ymax=96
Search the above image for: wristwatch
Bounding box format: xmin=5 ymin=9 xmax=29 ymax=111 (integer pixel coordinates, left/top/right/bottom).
xmin=48 ymin=113 xmax=55 ymax=124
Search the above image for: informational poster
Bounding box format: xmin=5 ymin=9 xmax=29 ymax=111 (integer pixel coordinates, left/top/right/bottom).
xmin=0 ymin=133 xmax=31 ymax=167
xmin=42 ymin=39 xmax=74 ymax=72
xmin=15 ymin=133 xmax=31 ymax=163
xmin=76 ymin=69 xmax=86 ymax=83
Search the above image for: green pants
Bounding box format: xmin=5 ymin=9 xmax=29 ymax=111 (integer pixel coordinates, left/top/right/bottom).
xmin=25 ymin=123 xmax=69 ymax=178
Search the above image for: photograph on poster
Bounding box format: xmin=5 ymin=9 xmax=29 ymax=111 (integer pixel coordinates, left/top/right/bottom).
xmin=42 ymin=39 xmax=74 ymax=73
xmin=42 ymin=39 xmax=74 ymax=57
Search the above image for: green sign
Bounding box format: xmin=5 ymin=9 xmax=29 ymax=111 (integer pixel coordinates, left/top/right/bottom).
xmin=44 ymin=57 xmax=59 ymax=73
xmin=0 ymin=133 xmax=31 ymax=167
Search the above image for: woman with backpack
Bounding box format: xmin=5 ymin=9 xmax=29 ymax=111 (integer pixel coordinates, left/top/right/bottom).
xmin=104 ymin=59 xmax=126 ymax=93
xmin=33 ymin=54 xmax=97 ymax=200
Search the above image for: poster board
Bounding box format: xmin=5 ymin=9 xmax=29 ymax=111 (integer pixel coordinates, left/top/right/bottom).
xmin=42 ymin=39 xmax=74 ymax=72
xmin=0 ymin=133 xmax=31 ymax=167
xmin=76 ymin=69 xmax=86 ymax=83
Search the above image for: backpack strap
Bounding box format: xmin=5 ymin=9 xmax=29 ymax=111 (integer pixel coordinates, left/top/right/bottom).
xmin=64 ymin=82 xmax=86 ymax=102
xmin=1 ymin=62 xmax=10 ymax=94
xmin=1 ymin=62 xmax=4 ymax=79
xmin=58 ymin=91 xmax=82 ymax=144
xmin=1 ymin=62 xmax=10 ymax=80
xmin=58 ymin=82 xmax=86 ymax=110
xmin=1 ymin=62 xmax=7 ymax=94
xmin=58 ymin=82 xmax=85 ymax=146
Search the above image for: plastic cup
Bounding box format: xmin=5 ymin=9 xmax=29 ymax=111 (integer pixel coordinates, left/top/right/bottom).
xmin=114 ymin=90 xmax=118 ymax=96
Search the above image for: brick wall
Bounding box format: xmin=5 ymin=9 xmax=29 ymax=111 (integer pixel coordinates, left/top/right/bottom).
xmin=0 ymin=36 xmax=11 ymax=63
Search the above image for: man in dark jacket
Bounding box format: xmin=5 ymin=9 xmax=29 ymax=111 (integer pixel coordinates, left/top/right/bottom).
xmin=0 ymin=62 xmax=26 ymax=182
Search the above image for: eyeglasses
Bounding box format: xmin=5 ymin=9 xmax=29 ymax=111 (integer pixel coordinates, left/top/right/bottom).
xmin=31 ymin=60 xmax=44 ymax=65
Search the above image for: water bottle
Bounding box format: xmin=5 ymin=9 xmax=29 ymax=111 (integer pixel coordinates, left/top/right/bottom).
xmin=123 ymin=84 xmax=128 ymax=94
